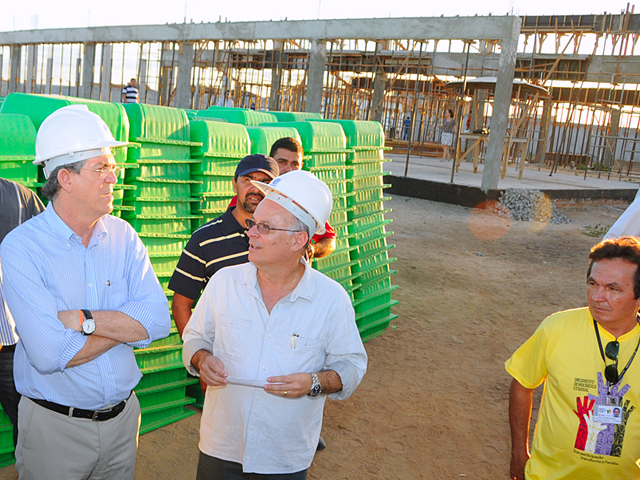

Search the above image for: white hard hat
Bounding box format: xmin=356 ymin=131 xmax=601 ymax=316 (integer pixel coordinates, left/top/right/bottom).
xmin=251 ymin=170 xmax=333 ymax=236
xmin=34 ymin=105 xmax=128 ymax=179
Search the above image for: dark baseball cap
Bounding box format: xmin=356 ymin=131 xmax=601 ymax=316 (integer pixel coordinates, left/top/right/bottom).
xmin=235 ymin=154 xmax=279 ymax=179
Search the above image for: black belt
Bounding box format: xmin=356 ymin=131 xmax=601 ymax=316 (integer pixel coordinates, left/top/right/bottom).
xmin=28 ymin=392 xmax=132 ymax=422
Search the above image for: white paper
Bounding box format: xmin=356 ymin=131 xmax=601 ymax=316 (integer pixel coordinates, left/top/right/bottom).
xmin=226 ymin=376 xmax=284 ymax=388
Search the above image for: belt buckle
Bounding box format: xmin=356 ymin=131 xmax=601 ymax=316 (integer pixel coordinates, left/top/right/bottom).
xmin=92 ymin=410 xmax=101 ymax=421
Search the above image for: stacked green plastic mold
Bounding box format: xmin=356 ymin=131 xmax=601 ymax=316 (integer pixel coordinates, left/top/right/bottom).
xmin=0 ymin=93 xmax=131 ymax=213
xmin=184 ymin=119 xmax=253 ymax=408
xmin=189 ymin=119 xmax=251 ymax=230
xmin=0 ymin=114 xmax=38 ymax=189
xmin=310 ymin=119 xmax=398 ymax=342
xmin=197 ymin=106 xmax=278 ymax=126
xmin=122 ymin=103 xmax=200 ymax=433
xmin=246 ymin=126 xmax=301 ymax=155
xmin=263 ymin=121 xmax=358 ymax=300
xmin=270 ymin=111 xmax=322 ymax=122
xmin=0 ymin=410 xmax=13 ymax=468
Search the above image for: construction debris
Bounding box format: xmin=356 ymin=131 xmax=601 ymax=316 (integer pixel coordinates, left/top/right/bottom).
xmin=495 ymin=188 xmax=571 ymax=224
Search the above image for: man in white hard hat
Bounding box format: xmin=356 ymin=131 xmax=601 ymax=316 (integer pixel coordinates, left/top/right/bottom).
xmin=182 ymin=170 xmax=367 ymax=479
xmin=0 ymin=105 xmax=170 ymax=480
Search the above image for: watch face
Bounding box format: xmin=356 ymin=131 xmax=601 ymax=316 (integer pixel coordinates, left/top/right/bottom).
xmin=82 ymin=319 xmax=96 ymax=335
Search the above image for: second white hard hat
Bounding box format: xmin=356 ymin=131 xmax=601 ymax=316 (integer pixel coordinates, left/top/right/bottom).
xmin=34 ymin=105 xmax=128 ymax=179
xmin=251 ymin=170 xmax=333 ymax=236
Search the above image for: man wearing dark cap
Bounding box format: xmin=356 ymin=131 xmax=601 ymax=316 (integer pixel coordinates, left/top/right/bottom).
xmin=169 ymin=154 xmax=279 ymax=336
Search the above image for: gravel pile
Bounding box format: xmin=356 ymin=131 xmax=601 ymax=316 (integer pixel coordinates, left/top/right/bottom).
xmin=495 ymin=188 xmax=571 ymax=224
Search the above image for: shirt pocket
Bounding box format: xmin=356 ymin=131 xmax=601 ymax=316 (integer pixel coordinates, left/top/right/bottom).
xmin=102 ymin=278 xmax=129 ymax=310
xmin=214 ymin=315 xmax=251 ymax=362
xmin=282 ymin=335 xmax=325 ymax=374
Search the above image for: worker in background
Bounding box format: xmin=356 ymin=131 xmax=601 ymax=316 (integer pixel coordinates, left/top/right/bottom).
xmin=122 ymin=78 xmax=139 ymax=103
xmin=0 ymin=177 xmax=45 ymax=448
xmin=1 ymin=105 xmax=170 ymax=480
xmin=216 ymin=91 xmax=235 ymax=108
xmin=182 ymin=170 xmax=367 ymax=479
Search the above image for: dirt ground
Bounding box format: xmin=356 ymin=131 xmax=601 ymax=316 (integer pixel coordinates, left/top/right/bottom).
xmin=0 ymin=194 xmax=629 ymax=480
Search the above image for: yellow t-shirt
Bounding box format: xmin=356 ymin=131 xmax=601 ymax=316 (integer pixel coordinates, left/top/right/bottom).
xmin=505 ymin=307 xmax=640 ymax=479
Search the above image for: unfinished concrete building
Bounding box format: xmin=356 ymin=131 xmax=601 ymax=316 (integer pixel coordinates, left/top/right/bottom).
xmin=1 ymin=11 xmax=640 ymax=190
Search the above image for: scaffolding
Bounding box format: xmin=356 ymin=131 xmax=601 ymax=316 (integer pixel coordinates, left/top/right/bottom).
xmin=3 ymin=12 xmax=640 ymax=183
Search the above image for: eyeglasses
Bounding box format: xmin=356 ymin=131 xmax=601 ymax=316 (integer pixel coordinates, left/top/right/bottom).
xmin=245 ymin=218 xmax=303 ymax=235
xmin=82 ymin=165 xmax=122 ymax=179
xmin=605 ymin=340 xmax=620 ymax=384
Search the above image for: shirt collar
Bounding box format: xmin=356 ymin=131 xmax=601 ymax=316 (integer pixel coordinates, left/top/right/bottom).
xmin=44 ymin=202 xmax=108 ymax=246
xmin=220 ymin=207 xmax=246 ymax=235
xmin=241 ymin=258 xmax=315 ymax=303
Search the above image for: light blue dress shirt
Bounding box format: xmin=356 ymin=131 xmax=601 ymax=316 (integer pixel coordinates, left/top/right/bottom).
xmin=0 ymin=258 xmax=18 ymax=345
xmin=0 ymin=203 xmax=170 ymax=409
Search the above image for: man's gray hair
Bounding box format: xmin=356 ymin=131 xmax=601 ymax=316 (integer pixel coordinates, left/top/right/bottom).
xmin=41 ymin=160 xmax=86 ymax=201
xmin=288 ymin=216 xmax=311 ymax=251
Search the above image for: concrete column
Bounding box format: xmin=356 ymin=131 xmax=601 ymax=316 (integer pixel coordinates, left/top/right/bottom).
xmin=81 ymin=42 xmax=96 ymax=99
xmin=158 ymin=42 xmax=172 ymax=106
xmin=371 ymin=71 xmax=388 ymax=123
xmin=9 ymin=45 xmax=21 ymax=93
xmin=305 ymin=39 xmax=326 ymax=113
xmin=535 ymin=98 xmax=552 ymax=166
xmin=269 ymin=41 xmax=283 ymax=111
xmin=138 ymin=58 xmax=147 ymax=104
xmin=74 ymin=57 xmax=82 ymax=97
xmin=481 ymin=17 xmax=521 ymax=192
xmin=605 ymin=107 xmax=621 ymax=167
xmin=45 ymin=57 xmax=53 ymax=94
xmin=25 ymin=45 xmax=36 ymax=93
xmin=176 ymin=41 xmax=194 ymax=109
xmin=100 ymin=43 xmax=113 ymax=102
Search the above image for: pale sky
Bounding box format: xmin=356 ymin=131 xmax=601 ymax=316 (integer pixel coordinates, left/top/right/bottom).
xmin=1 ymin=0 xmax=634 ymax=32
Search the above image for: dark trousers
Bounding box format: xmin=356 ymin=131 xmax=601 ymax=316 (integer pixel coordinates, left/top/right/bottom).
xmin=0 ymin=344 xmax=19 ymax=447
xmin=196 ymin=453 xmax=307 ymax=480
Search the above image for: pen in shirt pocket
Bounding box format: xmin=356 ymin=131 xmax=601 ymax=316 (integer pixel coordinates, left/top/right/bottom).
xmin=291 ymin=334 xmax=298 ymax=349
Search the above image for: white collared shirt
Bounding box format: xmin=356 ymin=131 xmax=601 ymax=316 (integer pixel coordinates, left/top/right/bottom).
xmin=182 ymin=260 xmax=367 ymax=474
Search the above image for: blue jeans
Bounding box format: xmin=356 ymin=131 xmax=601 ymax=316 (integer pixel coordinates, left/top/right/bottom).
xmin=0 ymin=344 xmax=19 ymax=447
xmin=196 ymin=453 xmax=308 ymax=480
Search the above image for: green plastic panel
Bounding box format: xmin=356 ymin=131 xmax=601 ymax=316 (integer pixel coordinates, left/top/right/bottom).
xmin=0 ymin=113 xmax=36 ymax=160
xmin=270 ymin=111 xmax=322 ymax=122
xmin=263 ymin=121 xmax=346 ymax=153
xmin=124 ymin=103 xmax=190 ymax=142
xmin=189 ymin=120 xmax=250 ymax=158
xmin=246 ymin=126 xmax=302 ymax=156
xmin=197 ymin=106 xmax=277 ymax=126
xmin=307 ymin=119 xmax=385 ymax=148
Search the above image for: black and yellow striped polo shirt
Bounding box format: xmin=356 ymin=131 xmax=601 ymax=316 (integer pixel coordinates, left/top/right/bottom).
xmin=168 ymin=208 xmax=249 ymax=300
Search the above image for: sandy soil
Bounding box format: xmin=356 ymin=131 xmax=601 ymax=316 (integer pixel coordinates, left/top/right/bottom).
xmin=0 ymin=194 xmax=629 ymax=480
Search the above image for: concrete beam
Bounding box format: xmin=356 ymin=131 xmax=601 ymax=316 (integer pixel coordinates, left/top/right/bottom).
xmin=306 ymin=39 xmax=326 ymax=113
xmin=481 ymin=17 xmax=521 ymax=192
xmin=0 ymin=16 xmax=519 ymax=44
xmin=175 ymin=41 xmax=194 ymax=109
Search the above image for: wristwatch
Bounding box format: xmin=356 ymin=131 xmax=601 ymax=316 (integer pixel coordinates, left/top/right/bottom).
xmin=308 ymin=373 xmax=322 ymax=397
xmin=81 ymin=309 xmax=96 ymax=336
